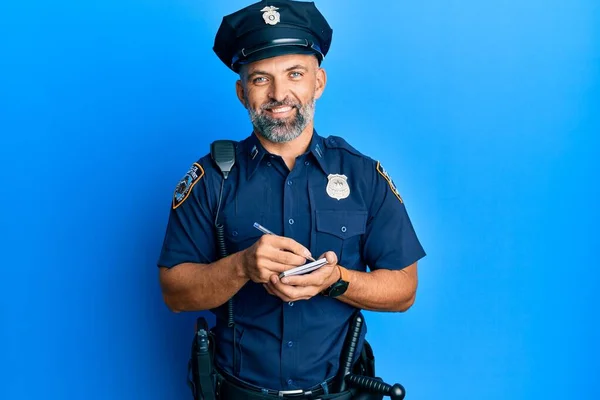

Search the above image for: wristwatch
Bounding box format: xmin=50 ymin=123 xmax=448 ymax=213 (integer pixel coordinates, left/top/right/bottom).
xmin=323 ymin=265 xmax=350 ymax=298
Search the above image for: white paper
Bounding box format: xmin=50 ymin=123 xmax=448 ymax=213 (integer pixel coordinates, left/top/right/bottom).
xmin=279 ymin=258 xmax=328 ymax=278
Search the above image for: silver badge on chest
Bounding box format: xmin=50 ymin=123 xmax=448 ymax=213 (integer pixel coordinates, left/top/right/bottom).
xmin=326 ymin=174 xmax=350 ymax=200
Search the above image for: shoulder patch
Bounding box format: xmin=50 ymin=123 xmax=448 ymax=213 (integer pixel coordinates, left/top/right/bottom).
xmin=172 ymin=163 xmax=204 ymax=209
xmin=376 ymin=161 xmax=403 ymax=203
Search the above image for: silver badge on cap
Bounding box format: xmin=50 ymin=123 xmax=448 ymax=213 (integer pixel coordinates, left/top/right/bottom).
xmin=261 ymin=6 xmax=280 ymax=25
xmin=326 ymin=174 xmax=350 ymax=200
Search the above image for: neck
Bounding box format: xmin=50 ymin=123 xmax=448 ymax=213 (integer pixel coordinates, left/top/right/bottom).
xmin=255 ymin=123 xmax=314 ymax=170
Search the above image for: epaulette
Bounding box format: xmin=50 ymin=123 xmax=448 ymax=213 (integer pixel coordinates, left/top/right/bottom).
xmin=323 ymin=135 xmax=365 ymax=158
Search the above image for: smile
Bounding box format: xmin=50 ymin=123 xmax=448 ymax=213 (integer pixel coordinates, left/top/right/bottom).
xmin=268 ymin=106 xmax=293 ymax=113
xmin=264 ymin=105 xmax=296 ymax=118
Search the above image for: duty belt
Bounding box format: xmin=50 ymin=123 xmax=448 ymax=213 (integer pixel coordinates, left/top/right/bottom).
xmin=216 ymin=367 xmax=337 ymax=399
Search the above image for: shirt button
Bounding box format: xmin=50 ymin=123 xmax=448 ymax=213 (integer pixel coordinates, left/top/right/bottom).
xmin=304 ymin=161 xmax=310 ymax=166
xmin=288 ymin=218 xmax=294 ymax=225
xmin=341 ymin=226 xmax=347 ymax=233
xmin=287 ymin=341 xmax=293 ymax=348
xmin=287 ymin=379 xmax=293 ymax=386
xmin=287 ymin=180 xmax=293 ymax=186
xmin=267 ymin=161 xmax=272 ymax=167
xmin=232 ymin=230 xmax=238 ymax=237
xmin=288 ymin=302 xmax=294 ymax=306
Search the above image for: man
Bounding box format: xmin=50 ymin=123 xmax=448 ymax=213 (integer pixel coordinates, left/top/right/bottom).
xmin=157 ymin=1 xmax=426 ymax=399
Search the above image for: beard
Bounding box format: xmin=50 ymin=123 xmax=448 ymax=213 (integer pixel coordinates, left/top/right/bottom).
xmin=246 ymin=96 xmax=316 ymax=143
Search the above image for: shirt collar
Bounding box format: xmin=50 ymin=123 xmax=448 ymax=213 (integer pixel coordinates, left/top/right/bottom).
xmin=245 ymin=133 xmax=268 ymax=180
xmin=245 ymin=130 xmax=330 ymax=180
xmin=308 ymin=130 xmax=330 ymax=175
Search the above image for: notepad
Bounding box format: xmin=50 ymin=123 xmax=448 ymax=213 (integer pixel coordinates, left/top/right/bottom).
xmin=279 ymin=258 xmax=328 ymax=278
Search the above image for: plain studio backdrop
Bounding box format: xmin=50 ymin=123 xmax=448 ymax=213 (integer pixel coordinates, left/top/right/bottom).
xmin=0 ymin=1 xmax=598 ymax=399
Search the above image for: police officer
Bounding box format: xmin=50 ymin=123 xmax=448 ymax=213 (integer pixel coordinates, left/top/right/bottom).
xmin=157 ymin=1 xmax=426 ymax=399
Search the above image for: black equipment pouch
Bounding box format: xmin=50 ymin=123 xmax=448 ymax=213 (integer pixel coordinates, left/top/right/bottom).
xmin=350 ymin=340 xmax=383 ymax=400
xmin=188 ymin=317 xmax=217 ymax=400
xmin=357 ymin=340 xmax=376 ymax=378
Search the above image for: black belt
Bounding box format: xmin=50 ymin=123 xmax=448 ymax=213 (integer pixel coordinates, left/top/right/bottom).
xmin=216 ymin=368 xmax=339 ymax=399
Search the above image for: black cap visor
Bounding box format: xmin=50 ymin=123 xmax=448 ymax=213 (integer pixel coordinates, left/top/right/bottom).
xmin=231 ymin=26 xmax=324 ymax=72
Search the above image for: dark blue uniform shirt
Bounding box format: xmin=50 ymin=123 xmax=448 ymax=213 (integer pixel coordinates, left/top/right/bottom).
xmin=158 ymin=131 xmax=425 ymax=391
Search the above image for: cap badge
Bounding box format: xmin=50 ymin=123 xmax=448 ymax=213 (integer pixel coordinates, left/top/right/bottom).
xmin=261 ymin=6 xmax=280 ymax=25
xmin=326 ymin=174 xmax=350 ymax=200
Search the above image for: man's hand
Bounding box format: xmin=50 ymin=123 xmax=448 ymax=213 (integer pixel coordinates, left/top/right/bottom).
xmin=263 ymin=251 xmax=341 ymax=302
xmin=240 ymin=235 xmax=312 ymax=283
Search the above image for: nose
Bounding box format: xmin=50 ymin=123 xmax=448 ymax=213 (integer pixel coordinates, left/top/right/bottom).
xmin=268 ymin=77 xmax=289 ymax=102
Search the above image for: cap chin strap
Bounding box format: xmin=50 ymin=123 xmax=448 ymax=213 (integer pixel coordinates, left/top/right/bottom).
xmin=231 ymin=38 xmax=324 ymax=69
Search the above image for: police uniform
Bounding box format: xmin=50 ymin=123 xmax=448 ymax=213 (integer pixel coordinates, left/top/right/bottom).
xmin=158 ymin=1 xmax=426 ymax=398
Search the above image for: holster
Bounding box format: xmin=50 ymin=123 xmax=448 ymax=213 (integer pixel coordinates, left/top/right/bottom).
xmin=188 ymin=317 xmax=217 ymax=400
xmin=351 ymin=341 xmax=384 ymax=400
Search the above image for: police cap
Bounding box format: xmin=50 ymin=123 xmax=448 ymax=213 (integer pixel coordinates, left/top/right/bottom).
xmin=213 ymin=1 xmax=333 ymax=72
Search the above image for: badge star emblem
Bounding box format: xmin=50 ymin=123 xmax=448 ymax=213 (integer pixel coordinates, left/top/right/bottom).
xmin=261 ymin=6 xmax=280 ymax=25
xmin=326 ymin=174 xmax=350 ymax=200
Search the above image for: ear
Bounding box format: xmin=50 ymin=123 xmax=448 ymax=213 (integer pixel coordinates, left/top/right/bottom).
xmin=236 ymin=79 xmax=247 ymax=108
xmin=314 ymin=67 xmax=327 ymax=100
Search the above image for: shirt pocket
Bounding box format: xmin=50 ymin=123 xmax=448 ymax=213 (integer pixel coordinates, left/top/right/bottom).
xmin=223 ymin=216 xmax=264 ymax=255
xmin=314 ymin=210 xmax=367 ymax=269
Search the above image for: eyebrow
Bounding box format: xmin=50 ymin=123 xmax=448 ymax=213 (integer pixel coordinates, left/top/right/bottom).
xmin=246 ymin=64 xmax=309 ymax=80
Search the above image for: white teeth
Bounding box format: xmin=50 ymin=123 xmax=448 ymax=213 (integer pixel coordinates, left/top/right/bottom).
xmin=270 ymin=106 xmax=292 ymax=113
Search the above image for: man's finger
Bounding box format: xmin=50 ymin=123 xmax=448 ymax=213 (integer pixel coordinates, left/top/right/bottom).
xmin=266 ymin=248 xmax=307 ymax=267
xmin=266 ymin=277 xmax=294 ymax=302
xmin=269 ymin=236 xmax=314 ymax=261
xmin=263 ymin=283 xmax=275 ymax=296
xmin=318 ymin=251 xmax=338 ymax=266
xmin=261 ymin=260 xmax=294 ymax=274
xmin=270 ymin=275 xmax=316 ymax=300
xmin=281 ymin=264 xmax=335 ymax=287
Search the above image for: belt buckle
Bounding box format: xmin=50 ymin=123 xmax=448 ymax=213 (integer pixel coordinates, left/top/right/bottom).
xmin=277 ymin=389 xmax=304 ymax=397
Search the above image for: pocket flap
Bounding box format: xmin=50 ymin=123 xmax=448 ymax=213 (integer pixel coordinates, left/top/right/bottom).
xmin=315 ymin=210 xmax=367 ymax=239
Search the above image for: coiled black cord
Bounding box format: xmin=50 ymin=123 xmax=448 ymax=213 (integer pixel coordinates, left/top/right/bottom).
xmin=214 ymin=223 xmax=233 ymax=327
xmin=213 ymin=178 xmax=237 ymax=372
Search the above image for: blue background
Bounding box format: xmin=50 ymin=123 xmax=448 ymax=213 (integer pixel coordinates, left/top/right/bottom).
xmin=1 ymin=0 xmax=598 ymax=399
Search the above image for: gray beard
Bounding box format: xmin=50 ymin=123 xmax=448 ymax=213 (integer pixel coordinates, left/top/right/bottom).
xmin=246 ymin=97 xmax=316 ymax=143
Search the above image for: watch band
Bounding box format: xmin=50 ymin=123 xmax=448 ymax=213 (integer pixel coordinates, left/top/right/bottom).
xmin=322 ymin=265 xmax=350 ymax=298
xmin=337 ymin=265 xmax=349 ymax=283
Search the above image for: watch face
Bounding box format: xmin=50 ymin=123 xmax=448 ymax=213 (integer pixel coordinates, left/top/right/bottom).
xmin=329 ymin=280 xmax=349 ymax=298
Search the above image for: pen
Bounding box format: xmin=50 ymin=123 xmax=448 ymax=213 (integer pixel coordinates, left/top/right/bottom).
xmin=253 ymin=222 xmax=316 ymax=262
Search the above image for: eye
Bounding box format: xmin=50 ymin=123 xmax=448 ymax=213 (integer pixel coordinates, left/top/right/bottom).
xmin=289 ymin=71 xmax=303 ymax=79
xmin=252 ymin=76 xmax=268 ymax=84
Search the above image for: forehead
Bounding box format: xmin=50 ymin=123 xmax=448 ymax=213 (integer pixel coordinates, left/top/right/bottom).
xmin=244 ymin=54 xmax=317 ymax=75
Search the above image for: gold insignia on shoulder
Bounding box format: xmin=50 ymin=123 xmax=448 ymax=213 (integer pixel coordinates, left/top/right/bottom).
xmin=376 ymin=161 xmax=403 ymax=203
xmin=172 ymin=163 xmax=204 ymax=209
